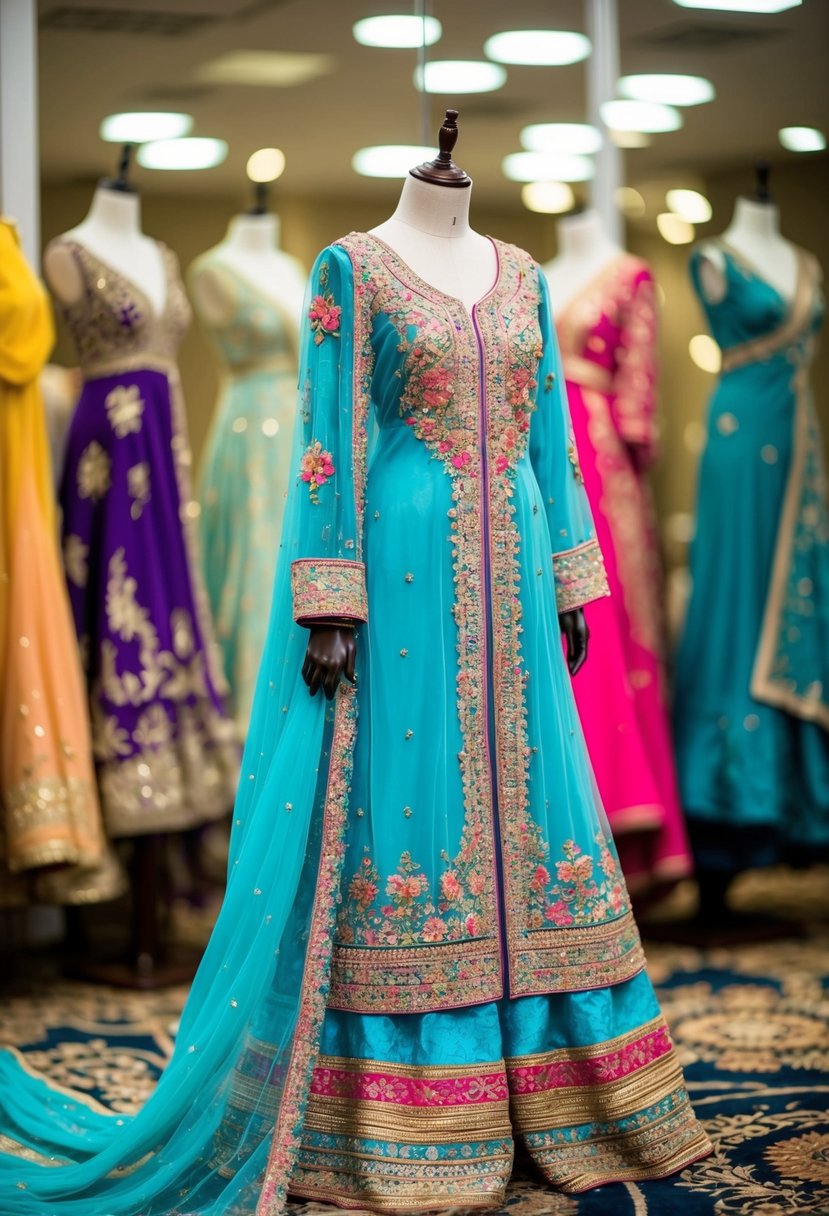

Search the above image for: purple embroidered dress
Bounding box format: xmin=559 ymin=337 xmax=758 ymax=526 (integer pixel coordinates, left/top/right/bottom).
xmin=51 ymin=239 xmax=239 ymax=836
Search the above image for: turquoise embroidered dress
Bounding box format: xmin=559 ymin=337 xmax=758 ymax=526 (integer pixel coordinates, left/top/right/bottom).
xmin=0 ymin=233 xmax=709 ymax=1214
xmin=675 ymin=244 xmax=829 ymax=873
xmin=193 ymin=258 xmax=300 ymax=730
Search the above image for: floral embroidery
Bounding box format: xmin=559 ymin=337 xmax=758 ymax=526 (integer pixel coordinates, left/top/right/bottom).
xmin=63 ymin=534 xmax=89 ymax=587
xmin=308 ymin=265 xmax=342 ymax=346
xmin=77 ymin=441 xmax=111 ymax=501
xmin=290 ymin=558 xmax=368 ymax=624
xmin=516 ymin=829 xmax=630 ymax=930
xmin=299 ymin=440 xmax=335 ymax=503
xmin=553 ymin=538 xmax=609 ymax=613
xmin=567 ymin=432 xmax=585 ymax=485
xmin=127 ymin=462 xmax=151 ymax=519
xmin=105 ymin=384 xmax=144 ymax=437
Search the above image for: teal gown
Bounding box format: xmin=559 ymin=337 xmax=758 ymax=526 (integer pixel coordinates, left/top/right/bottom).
xmin=675 ymin=242 xmax=829 ymax=873
xmin=0 ymin=233 xmax=709 ymax=1214
xmin=193 ymin=257 xmax=299 ymax=730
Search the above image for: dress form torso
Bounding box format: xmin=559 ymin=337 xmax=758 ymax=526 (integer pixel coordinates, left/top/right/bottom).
xmin=188 ymin=213 xmax=306 ymax=332
xmin=543 ymin=209 xmax=623 ymax=315
xmin=697 ymin=196 xmax=798 ymax=305
xmin=369 ymin=174 xmax=497 ymax=311
xmin=43 ymin=187 xmax=167 ymax=314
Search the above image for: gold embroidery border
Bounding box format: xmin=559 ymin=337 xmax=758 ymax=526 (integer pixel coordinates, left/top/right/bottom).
xmin=328 ymin=936 xmax=502 ymax=1014
xmin=510 ymin=910 xmax=646 ymax=997
xmin=290 ymin=558 xmax=368 ymax=625
xmin=552 ymin=537 xmax=611 ymax=613
xmin=303 ymin=1093 xmax=511 ymax=1142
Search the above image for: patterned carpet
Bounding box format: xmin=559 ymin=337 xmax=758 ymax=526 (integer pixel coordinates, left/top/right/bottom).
xmin=1 ymin=867 xmax=827 ymax=1216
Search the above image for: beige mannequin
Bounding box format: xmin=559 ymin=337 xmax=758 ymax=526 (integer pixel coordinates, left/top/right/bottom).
xmin=43 ymin=186 xmax=166 ymax=312
xmin=188 ymin=212 xmax=306 ymax=331
xmin=543 ymin=209 xmax=622 ymax=314
xmin=697 ymin=196 xmax=798 ymax=305
xmin=369 ymin=175 xmax=497 ymax=311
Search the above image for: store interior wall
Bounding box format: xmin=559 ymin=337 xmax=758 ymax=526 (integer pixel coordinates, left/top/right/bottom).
xmin=41 ymin=154 xmax=828 ymax=555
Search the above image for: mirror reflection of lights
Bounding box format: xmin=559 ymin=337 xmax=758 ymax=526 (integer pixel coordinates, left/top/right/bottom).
xmin=352 ymin=145 xmax=435 ymax=178
xmin=521 ymin=182 xmax=575 ymax=214
xmin=352 ymin=15 xmax=442 ymax=48
xmin=609 ymin=129 xmax=651 ymax=149
xmin=601 ymin=100 xmax=682 ymax=133
xmin=137 ymin=137 xmax=228 ymax=171
xmin=614 ymin=186 xmax=646 ymax=218
xmin=667 ymin=189 xmax=713 ymax=224
xmin=521 ymin=124 xmax=602 ymax=155
xmin=689 ymin=334 xmax=722 ymax=373
xmin=672 ymin=0 xmax=801 ymax=12
xmin=779 ymin=127 xmax=826 ymax=153
xmin=657 ymin=212 xmax=695 ymax=245
xmin=484 ymin=30 xmax=591 ymax=66
xmin=414 ymin=61 xmax=506 ymax=94
xmin=100 ymin=112 xmax=193 ymax=143
xmin=246 ymin=148 xmax=286 ymax=183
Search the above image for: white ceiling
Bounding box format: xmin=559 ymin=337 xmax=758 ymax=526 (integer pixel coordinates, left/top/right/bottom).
xmin=37 ymin=0 xmax=829 ymax=202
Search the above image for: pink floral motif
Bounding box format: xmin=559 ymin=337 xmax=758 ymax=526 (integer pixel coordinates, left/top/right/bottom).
xmin=440 ymin=871 xmax=463 ymax=901
xmin=308 ymin=290 xmax=341 ymax=345
xmin=300 ymin=441 xmax=335 ymax=504
xmin=513 ymin=828 xmax=632 ymax=931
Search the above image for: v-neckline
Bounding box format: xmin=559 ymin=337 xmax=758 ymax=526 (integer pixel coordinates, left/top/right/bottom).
xmin=67 ymin=238 xmax=170 ymax=322
xmin=359 ymin=230 xmax=503 ymax=318
xmin=717 ymin=239 xmax=803 ymax=312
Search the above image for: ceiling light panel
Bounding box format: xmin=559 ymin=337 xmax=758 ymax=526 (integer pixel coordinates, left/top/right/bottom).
xmin=352 ymin=145 xmax=435 ymax=178
xmin=503 ymin=151 xmax=595 ymax=183
xmin=779 ymin=126 xmax=826 ymax=152
xmin=353 ymin=15 xmax=441 ymax=48
xmin=195 ymin=51 xmax=333 ymax=87
xmin=414 ymin=61 xmax=506 ymax=94
xmin=521 ymin=123 xmax=602 ymax=155
xmin=484 ymin=30 xmax=591 ymax=66
xmin=619 ymin=74 xmax=715 ymax=106
xmin=601 ymin=100 xmax=683 ymax=133
xmin=137 ymin=137 xmax=227 ymax=171
xmin=246 ymin=148 xmax=286 ymax=183
xmin=100 ymin=112 xmax=193 ymax=143
xmin=672 ymin=0 xmax=800 ymax=11
xmin=666 ymin=188 xmax=713 ymax=223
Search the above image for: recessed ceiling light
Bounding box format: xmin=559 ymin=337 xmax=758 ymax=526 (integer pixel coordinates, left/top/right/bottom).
xmin=614 ymin=186 xmax=646 ymax=217
xmin=609 ymin=129 xmax=652 ymax=148
xmin=414 ymin=60 xmax=506 ymax=94
xmin=657 ymin=212 xmax=695 ymax=244
xmin=689 ymin=334 xmax=722 ymax=373
xmin=246 ymin=147 xmax=286 ymax=183
xmin=521 ymin=182 xmax=575 ymax=214
xmin=601 ymin=100 xmax=682 ymax=133
xmin=137 ymin=137 xmax=228 ymax=171
xmin=195 ymin=51 xmax=333 ymax=87
xmin=521 ymin=123 xmax=602 ymax=155
xmin=484 ymin=30 xmax=591 ymax=66
xmin=667 ymin=188 xmax=712 ymax=223
xmin=672 ymin=0 xmax=800 ymax=11
xmin=619 ymin=74 xmax=715 ymax=106
xmin=352 ymin=144 xmax=435 ymax=178
xmin=353 ymin=15 xmax=442 ymax=48
xmin=502 ymin=151 xmax=595 ymax=183
xmin=100 ymin=112 xmax=193 ymax=143
xmin=779 ymin=126 xmax=826 ymax=152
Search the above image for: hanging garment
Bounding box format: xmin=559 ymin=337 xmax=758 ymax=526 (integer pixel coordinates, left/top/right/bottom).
xmin=554 ymin=254 xmax=692 ymax=897
xmin=193 ymin=258 xmax=299 ymax=731
xmin=0 ymin=219 xmax=123 ymax=906
xmin=674 ymin=242 xmax=829 ymax=873
xmin=48 ymin=237 xmax=239 ymax=837
xmin=0 ymin=233 xmax=710 ymax=1215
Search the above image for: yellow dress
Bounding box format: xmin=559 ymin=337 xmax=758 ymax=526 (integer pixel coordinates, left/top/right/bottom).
xmin=0 ymin=219 xmax=122 ymax=904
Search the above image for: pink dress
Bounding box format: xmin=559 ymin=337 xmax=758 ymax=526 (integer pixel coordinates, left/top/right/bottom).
xmin=553 ymin=254 xmax=692 ymax=897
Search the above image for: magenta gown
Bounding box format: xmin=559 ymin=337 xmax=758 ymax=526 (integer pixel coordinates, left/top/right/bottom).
xmin=553 ymin=255 xmax=692 ymax=897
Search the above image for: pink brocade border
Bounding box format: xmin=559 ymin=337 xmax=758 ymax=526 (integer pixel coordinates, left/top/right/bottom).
xmin=506 ymin=1024 xmax=672 ymax=1093
xmin=310 ymin=1064 xmax=510 ymax=1107
xmin=255 ymin=684 xmax=358 ymax=1216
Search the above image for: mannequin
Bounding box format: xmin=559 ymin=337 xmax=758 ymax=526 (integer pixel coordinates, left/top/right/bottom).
xmin=43 ymin=146 xmax=167 ymax=314
xmin=696 ymin=163 xmax=798 ymax=305
xmin=544 ymin=207 xmax=622 ymax=314
xmin=303 ymin=111 xmax=588 ymax=699
xmin=188 ymin=209 xmax=305 ymax=330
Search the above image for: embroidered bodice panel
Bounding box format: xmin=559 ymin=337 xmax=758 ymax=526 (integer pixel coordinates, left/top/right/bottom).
xmin=192 ymin=257 xmax=298 ymax=371
xmin=47 ymin=239 xmax=191 ymax=370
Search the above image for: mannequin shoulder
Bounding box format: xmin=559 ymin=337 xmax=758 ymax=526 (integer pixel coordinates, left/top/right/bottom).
xmin=43 ymin=237 xmax=85 ymax=306
xmin=187 ymin=256 xmax=238 ymax=328
xmin=691 ymin=241 xmax=728 ymax=305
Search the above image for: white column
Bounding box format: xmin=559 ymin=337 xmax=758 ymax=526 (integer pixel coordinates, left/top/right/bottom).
xmin=0 ymin=0 xmax=39 ymax=265
xmin=585 ymin=0 xmax=622 ymax=246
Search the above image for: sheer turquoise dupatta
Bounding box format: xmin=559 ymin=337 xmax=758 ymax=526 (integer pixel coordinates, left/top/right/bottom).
xmin=0 ymin=247 xmax=366 ymax=1215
